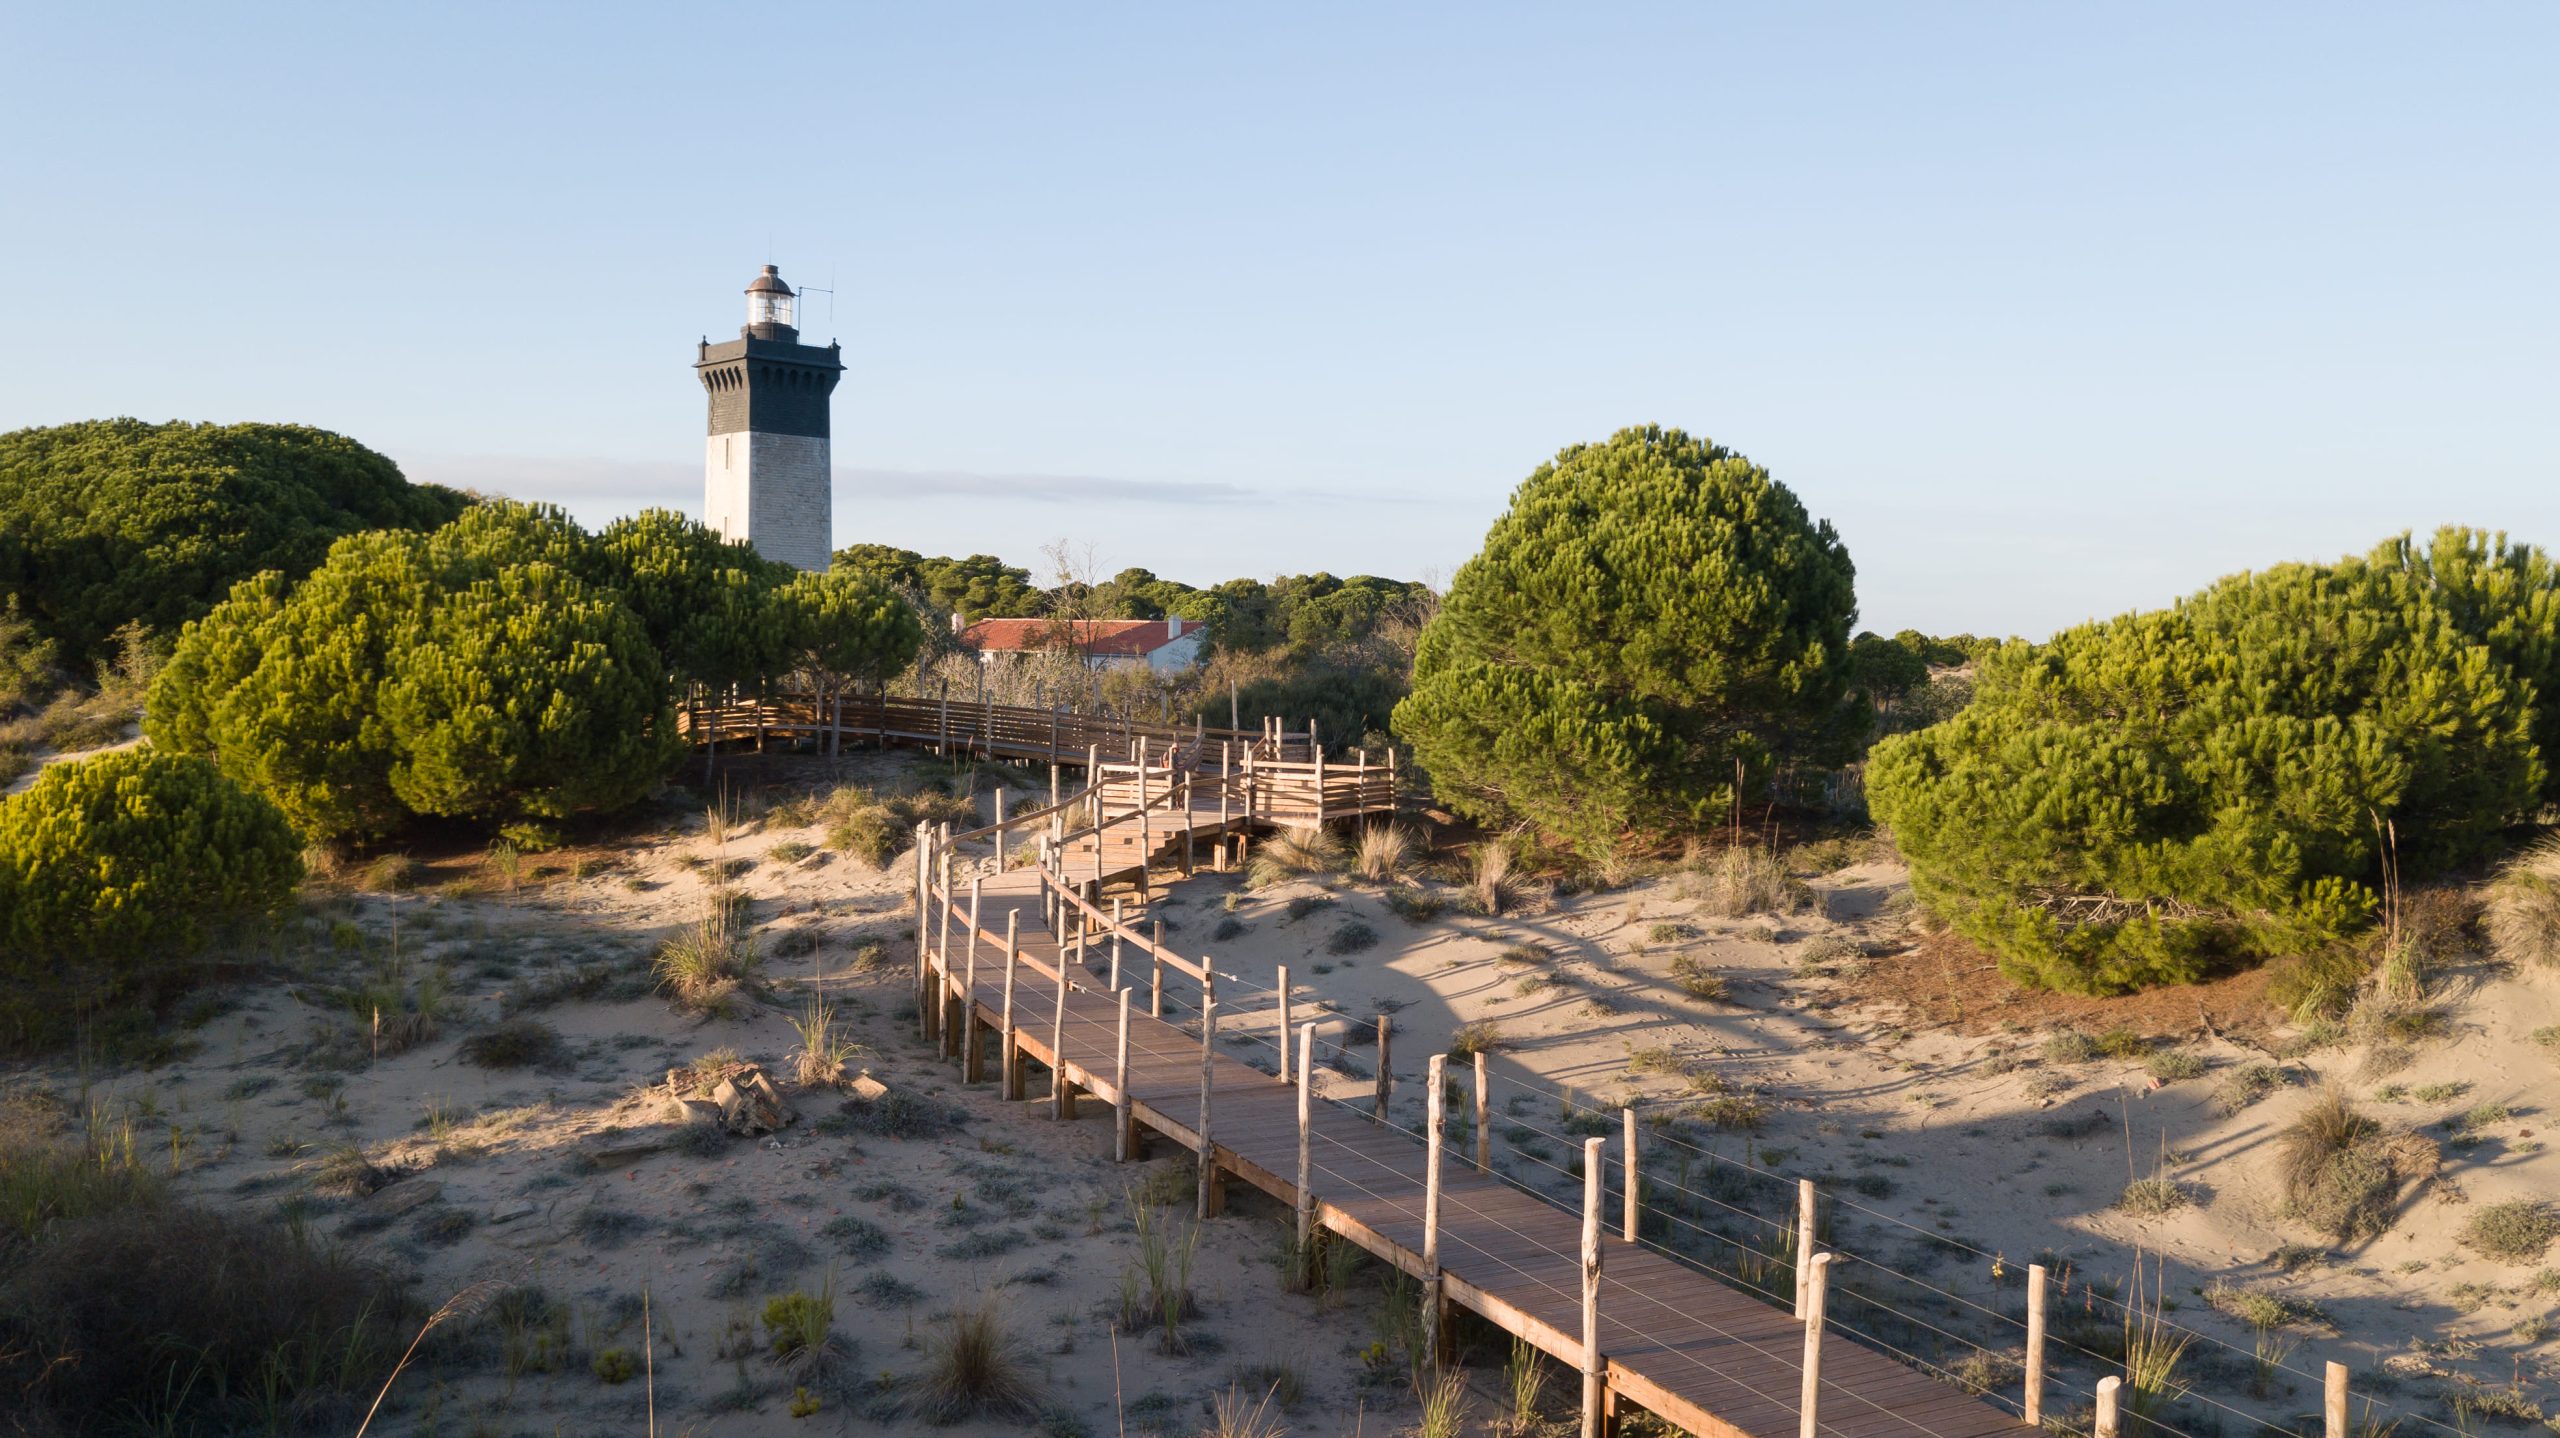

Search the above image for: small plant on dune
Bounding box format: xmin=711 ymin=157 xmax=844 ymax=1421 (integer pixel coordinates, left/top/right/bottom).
xmin=1249 ymin=823 xmax=1344 ymax=889
xmin=2120 ymin=1255 xmax=2191 ymax=1426
xmin=2266 ymin=943 xmax=2374 ymax=1022
xmin=655 ymin=880 xmax=758 ymax=1013
xmin=1687 ymin=842 xmax=1801 ymax=919
xmin=763 ymin=1273 xmax=851 ymax=1388
xmin=485 ymin=838 xmax=523 ymax=892
xmin=1325 ymin=920 xmax=1378 ymax=955
xmin=2279 ymin=1088 xmax=2440 ymax=1242
xmin=1468 ymin=840 xmax=1520 ymax=916
xmin=1667 ymin=954 xmax=1729 ymax=1001
xmin=2485 ymin=837 xmax=2560 ymax=970
xmin=457 ymin=1017 xmax=565 ymax=1071
xmin=1448 ymin=1021 xmax=1504 ymax=1059
xmin=1504 ymin=1337 xmax=1550 ymax=1435
xmin=790 ymin=995 xmax=859 ymax=1088
xmin=914 ymin=1295 xmax=1041 ymax=1423
xmin=2212 ymin=1064 xmax=2290 ymax=1116
xmin=1416 ymin=1365 xmax=1469 ymax=1438
xmin=360 ymin=852 xmax=423 ymax=892
xmin=591 ymin=1346 xmax=636 ymax=1384
xmin=1123 ymin=1188 xmax=1202 ymax=1353
xmin=1356 ymin=823 xmax=1414 ymax=883
xmin=2117 ymin=1176 xmax=2189 ymax=1218
xmin=2144 ymin=1047 xmax=2207 ymax=1083
xmin=1203 ymin=1381 xmax=1290 ymax=1438
xmin=768 ymin=840 xmax=814 ymax=864
xmin=2462 ymin=1201 xmax=2559 ymax=1264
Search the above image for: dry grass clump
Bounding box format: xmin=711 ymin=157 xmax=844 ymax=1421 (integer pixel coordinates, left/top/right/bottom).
xmin=2485 ymin=837 xmax=2560 ymax=970
xmin=1467 ymin=842 xmax=1521 ymax=916
xmin=2278 ymin=1088 xmax=2439 ymax=1242
xmin=912 ymin=1295 xmax=1041 ymax=1423
xmin=816 ymin=783 xmax=978 ymax=869
xmin=655 ymin=883 xmax=758 ymax=1014
xmin=1448 ymin=1021 xmax=1505 ymax=1059
xmin=2117 ymin=1177 xmax=2190 ymax=1217
xmin=457 ymin=1018 xmax=566 ymax=1071
xmin=1667 ymin=954 xmax=1729 ymax=1002
xmin=1204 ymin=1382 xmax=1292 ymax=1438
xmin=1685 ymin=843 xmax=1806 ymax=919
xmin=2461 ymin=1201 xmax=2559 ymax=1264
xmin=2264 ymin=942 xmax=2373 ymax=1022
xmin=1355 ymin=823 xmax=1414 ymax=883
xmin=0 ymin=1119 xmax=409 ymax=1432
xmin=789 ymin=997 xmax=859 ymax=1088
xmin=1249 ymin=824 xmax=1345 ymax=889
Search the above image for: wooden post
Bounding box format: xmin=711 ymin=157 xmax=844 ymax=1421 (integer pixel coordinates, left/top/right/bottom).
xmin=2023 ymin=1263 xmax=2048 ymax=1425
xmin=993 ymin=787 xmax=1006 ymax=870
xmin=1218 ymin=743 xmax=1232 ymax=869
xmin=2095 ymin=1375 xmax=2123 ymax=1438
xmin=1799 ymin=1252 xmax=1833 ymax=1438
xmin=938 ymin=691 xmax=949 ymax=756
xmin=1621 ymin=1107 xmax=1639 ymax=1242
xmin=1296 ymin=1022 xmax=1315 ymax=1283
xmin=1049 ymin=702 xmax=1059 ymax=761
xmin=1581 ymin=1136 xmax=1605 ymax=1438
xmin=1110 ymin=898 xmax=1124 ymax=990
xmin=1137 ymin=737 xmax=1151 ymax=894
xmin=1181 ymin=771 xmax=1195 ymax=876
xmin=1425 ymin=1053 xmax=1446 ymax=1367
xmin=1795 ymin=1179 xmax=1818 ymax=1318
xmin=1312 ymin=741 xmax=1326 ymax=825
xmin=1150 ymin=921 xmax=1165 ymax=1018
xmin=1113 ymin=987 xmax=1133 ymax=1162
xmin=935 ymin=852 xmax=955 ymax=1058
xmin=1373 ymin=1014 xmax=1391 ymax=1119
xmin=1051 ymin=762 xmax=1063 ymax=849
xmin=2325 ymin=1363 xmax=2350 ymax=1438
xmin=1474 ymin=1052 xmax=1491 ymax=1172
xmin=1000 ymin=910 xmax=1021 ymax=1101
xmin=963 ymin=880 xmax=984 ymax=1082
xmin=1196 ymin=994 xmax=1218 ymax=1220
xmin=1050 ymin=949 xmax=1071 ymax=1117
xmin=1276 ymin=965 xmax=1292 ymax=1084
xmin=1230 ymin=679 xmax=1239 ymax=730
xmin=913 ymin=826 xmax=930 ymax=1041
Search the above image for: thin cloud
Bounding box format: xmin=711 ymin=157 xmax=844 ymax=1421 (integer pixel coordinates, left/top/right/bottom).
xmin=397 ymin=453 xmax=1413 ymax=511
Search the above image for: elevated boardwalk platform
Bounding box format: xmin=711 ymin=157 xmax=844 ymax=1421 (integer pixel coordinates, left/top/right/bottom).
xmin=909 ymin=772 xmax=2022 ymax=1438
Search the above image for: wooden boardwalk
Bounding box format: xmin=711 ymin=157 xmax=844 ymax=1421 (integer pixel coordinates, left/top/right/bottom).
xmin=910 ymin=779 xmax=2023 ymax=1438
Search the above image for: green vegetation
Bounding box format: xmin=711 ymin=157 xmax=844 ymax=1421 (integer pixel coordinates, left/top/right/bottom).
xmin=2485 ymin=836 xmax=2560 ymax=970
xmin=2462 ymin=1201 xmax=2559 ymax=1263
xmin=1872 ymin=528 xmax=2560 ymax=993
xmin=149 ymin=501 xmax=921 ymax=841
xmin=0 ymin=419 xmax=467 ymax=663
xmin=0 ymin=1112 xmax=410 ymax=1432
xmin=1395 ymin=426 xmax=1861 ymax=862
xmin=0 ymin=749 xmax=300 ymax=1045
xmin=2278 ymin=1089 xmax=2440 ymax=1242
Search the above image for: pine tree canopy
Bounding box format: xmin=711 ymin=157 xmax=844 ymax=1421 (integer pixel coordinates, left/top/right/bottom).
xmin=1868 ymin=527 xmax=2560 ymax=994
xmin=1392 ymin=425 xmax=1862 ymax=860
xmin=0 ymin=418 xmax=467 ymax=663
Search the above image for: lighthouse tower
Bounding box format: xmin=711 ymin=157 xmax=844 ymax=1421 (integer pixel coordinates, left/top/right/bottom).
xmin=695 ymin=265 xmax=843 ymax=571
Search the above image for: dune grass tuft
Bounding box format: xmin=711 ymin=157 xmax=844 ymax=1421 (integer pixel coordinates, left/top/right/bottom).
xmin=2486 ymin=836 xmax=2560 ymax=970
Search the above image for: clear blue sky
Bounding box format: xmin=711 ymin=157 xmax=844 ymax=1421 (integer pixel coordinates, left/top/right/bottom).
xmin=4 ymin=4 xmax=2554 ymax=638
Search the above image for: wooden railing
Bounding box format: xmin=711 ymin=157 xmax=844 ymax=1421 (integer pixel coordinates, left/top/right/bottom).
xmin=679 ymin=691 xmax=1321 ymax=768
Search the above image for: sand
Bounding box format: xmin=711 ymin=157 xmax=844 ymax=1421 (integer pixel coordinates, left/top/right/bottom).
xmin=20 ymin=748 xmax=2559 ymax=1436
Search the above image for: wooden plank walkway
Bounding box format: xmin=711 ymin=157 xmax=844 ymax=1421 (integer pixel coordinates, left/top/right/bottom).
xmin=914 ymin=791 xmax=2022 ymax=1438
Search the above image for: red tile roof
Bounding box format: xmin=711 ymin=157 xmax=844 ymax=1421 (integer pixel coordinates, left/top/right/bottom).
xmin=959 ymin=618 xmax=1186 ymax=658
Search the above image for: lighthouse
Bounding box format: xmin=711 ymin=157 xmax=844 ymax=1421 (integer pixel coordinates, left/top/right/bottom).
xmin=695 ymin=265 xmax=843 ymax=571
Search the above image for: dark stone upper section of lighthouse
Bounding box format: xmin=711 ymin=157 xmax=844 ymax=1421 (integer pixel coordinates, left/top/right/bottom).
xmin=696 ymin=335 xmax=844 ymax=439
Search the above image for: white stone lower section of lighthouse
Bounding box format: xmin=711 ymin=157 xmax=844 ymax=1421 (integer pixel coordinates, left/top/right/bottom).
xmin=704 ymin=431 xmax=832 ymax=573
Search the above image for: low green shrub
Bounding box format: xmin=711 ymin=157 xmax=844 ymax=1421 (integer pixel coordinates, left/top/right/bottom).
xmin=0 ymin=749 xmax=302 ymax=1048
